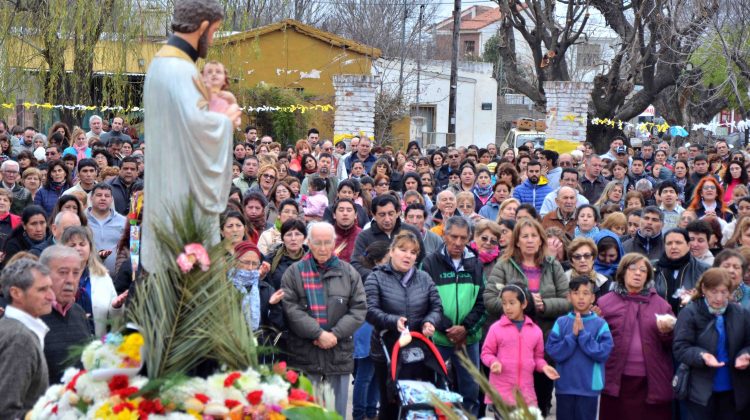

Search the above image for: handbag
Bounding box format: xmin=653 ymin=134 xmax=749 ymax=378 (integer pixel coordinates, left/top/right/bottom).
xmin=672 ymin=362 xmax=690 ymax=400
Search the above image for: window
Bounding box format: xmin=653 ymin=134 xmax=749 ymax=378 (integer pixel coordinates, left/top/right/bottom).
xmin=576 ymin=43 xmax=601 ymax=68
xmin=464 ymin=40 xmax=476 ymax=56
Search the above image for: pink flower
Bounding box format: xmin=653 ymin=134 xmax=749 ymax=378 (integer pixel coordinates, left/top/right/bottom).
xmin=176 ymin=243 xmax=211 ymax=273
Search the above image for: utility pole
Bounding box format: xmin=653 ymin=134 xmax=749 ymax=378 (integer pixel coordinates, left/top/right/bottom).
xmin=448 ymin=0 xmax=461 ymax=139
xmin=397 ymin=0 xmax=408 ymax=100
xmin=416 ymin=4 xmax=424 ymax=107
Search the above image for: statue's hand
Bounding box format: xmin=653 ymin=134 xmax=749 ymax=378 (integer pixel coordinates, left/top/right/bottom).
xmin=224 ymin=103 xmax=242 ymax=128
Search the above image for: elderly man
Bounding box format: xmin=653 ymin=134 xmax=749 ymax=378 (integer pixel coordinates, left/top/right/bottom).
xmin=436 ymin=148 xmax=462 ymax=191
xmin=421 ymin=216 xmax=485 ymax=416
xmin=350 ymin=195 xmax=424 ymax=280
xmin=336 ymin=136 xmax=359 ymax=179
xmin=430 ymin=189 xmax=458 ymax=236
xmin=31 ymin=211 xmax=82 ymax=256
xmin=542 ymin=186 xmax=578 ymax=237
xmin=1 ymin=160 xmax=32 ymax=215
xmin=345 ymin=136 xmax=377 ymax=175
xmin=623 ymin=206 xmax=665 ymax=259
xmin=39 ymin=245 xmax=93 ymax=383
xmin=540 ymin=168 xmax=589 ymax=217
xmin=0 ymin=259 xmax=55 ymax=419
xmin=282 ymin=222 xmax=366 ymax=418
xmin=86 ymin=115 xmax=104 ymax=139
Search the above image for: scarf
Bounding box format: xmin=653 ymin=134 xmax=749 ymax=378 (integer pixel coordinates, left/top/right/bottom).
xmin=473 ymin=185 xmax=493 ymax=206
xmin=705 ymin=297 xmax=728 ymax=315
xmin=334 ymin=223 xmax=360 ymax=262
xmin=674 ymin=177 xmax=687 ymax=202
xmin=613 ymin=280 xmax=652 ymax=297
xmin=574 ymin=226 xmax=599 ymax=239
xmin=469 ymin=241 xmax=499 ymax=264
xmin=657 ymin=251 xmax=691 ymax=271
xmin=248 ymin=214 xmax=266 ymax=236
xmin=231 ymin=269 xmax=261 ymax=331
xmin=397 ymin=266 xmax=415 ymax=288
xmin=50 ymin=180 xmax=65 ymax=193
xmin=74 ymin=144 xmax=88 ymax=161
xmin=271 ymin=244 xmax=305 ymax=274
xmin=299 ymin=253 xmax=340 ymax=328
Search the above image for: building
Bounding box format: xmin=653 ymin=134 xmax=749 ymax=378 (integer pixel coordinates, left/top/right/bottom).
xmin=433 ymin=6 xmax=502 ymax=60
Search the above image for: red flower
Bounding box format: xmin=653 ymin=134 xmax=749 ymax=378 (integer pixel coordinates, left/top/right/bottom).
xmin=225 ymin=399 xmax=242 ymax=409
xmin=52 ymin=405 xmax=58 ymax=414
xmin=272 ymin=361 xmax=287 ymax=375
xmin=194 ymin=393 xmax=210 ymax=404
xmin=113 ymin=401 xmax=135 ymax=414
xmin=112 ymin=386 xmax=139 ymax=399
xmin=288 ymin=388 xmax=312 ymax=402
xmin=246 ymin=390 xmax=263 ymax=405
xmin=65 ymin=370 xmax=86 ymax=392
xmin=224 ymin=372 xmax=242 ymax=388
xmin=138 ymin=399 xmax=165 ymax=415
xmin=285 ymin=370 xmax=299 ymax=384
xmin=108 ymin=375 xmax=130 ymax=392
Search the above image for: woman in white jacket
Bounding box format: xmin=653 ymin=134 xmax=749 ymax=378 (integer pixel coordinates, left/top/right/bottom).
xmin=62 ymin=225 xmax=126 ymax=336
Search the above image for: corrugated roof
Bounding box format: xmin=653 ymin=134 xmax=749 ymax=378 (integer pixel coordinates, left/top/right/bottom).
xmin=214 ymin=19 xmax=382 ymax=58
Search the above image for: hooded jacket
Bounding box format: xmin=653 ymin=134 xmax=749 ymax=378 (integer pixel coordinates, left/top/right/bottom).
xmin=420 ymin=245 xmax=486 ymax=347
xmin=593 ymin=229 xmax=625 ymax=278
xmin=512 ymin=177 xmax=553 ymax=212
xmin=622 ymin=230 xmax=664 ymax=260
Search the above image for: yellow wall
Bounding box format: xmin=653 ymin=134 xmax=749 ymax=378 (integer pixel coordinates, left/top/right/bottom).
xmin=213 ymin=28 xmax=376 ymax=99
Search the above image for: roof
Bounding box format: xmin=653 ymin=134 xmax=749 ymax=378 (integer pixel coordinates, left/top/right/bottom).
xmin=214 ymin=19 xmax=382 ymax=58
xmin=435 ymin=6 xmax=503 ymax=32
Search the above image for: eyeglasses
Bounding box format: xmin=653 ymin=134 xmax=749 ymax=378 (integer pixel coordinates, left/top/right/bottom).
xmin=627 ymin=264 xmax=649 ymax=274
xmin=479 ymin=235 xmax=498 ymax=246
xmin=702 ymin=185 xmax=717 ymax=191
xmin=559 ymin=161 xmax=573 ymax=167
xmin=571 ymin=253 xmax=593 ymax=261
xmin=262 ymin=173 xmax=276 ymax=180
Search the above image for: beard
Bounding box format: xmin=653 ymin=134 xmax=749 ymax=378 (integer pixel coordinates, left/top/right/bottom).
xmin=529 ymin=175 xmax=539 ymax=184
xmin=198 ymin=29 xmax=210 ymax=58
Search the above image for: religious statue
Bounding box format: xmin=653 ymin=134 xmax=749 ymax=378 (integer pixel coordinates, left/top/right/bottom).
xmin=142 ymin=0 xmax=242 ymax=272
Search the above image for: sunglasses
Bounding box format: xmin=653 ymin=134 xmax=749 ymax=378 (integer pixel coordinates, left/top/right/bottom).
xmin=262 ymin=173 xmax=276 ymax=180
xmin=376 ymin=182 xmax=389 ymax=187
xmin=479 ymin=235 xmax=498 ymax=246
xmin=571 ymin=253 xmax=593 ymax=261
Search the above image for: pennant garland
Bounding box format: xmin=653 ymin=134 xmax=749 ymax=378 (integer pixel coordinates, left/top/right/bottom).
xmin=557 ymin=113 xmax=749 ymax=136
xmin=1 ymin=102 xmax=334 ymax=114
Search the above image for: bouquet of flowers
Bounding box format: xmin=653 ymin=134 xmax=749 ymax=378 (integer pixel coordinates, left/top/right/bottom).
xmin=30 ymin=361 xmax=337 ymax=419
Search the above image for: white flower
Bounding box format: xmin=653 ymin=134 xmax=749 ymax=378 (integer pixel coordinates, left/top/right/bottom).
xmin=161 ymin=377 xmax=206 ymax=403
xmin=81 ymin=341 xmax=103 ymax=370
xmin=61 ymin=368 xmax=81 ymax=384
xmin=259 ymin=383 xmax=289 ymax=405
xmin=75 ymin=374 xmax=109 ymax=402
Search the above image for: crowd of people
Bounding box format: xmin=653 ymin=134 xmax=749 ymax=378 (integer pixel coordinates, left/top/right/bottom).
xmin=3 ymin=116 xmax=750 ymax=420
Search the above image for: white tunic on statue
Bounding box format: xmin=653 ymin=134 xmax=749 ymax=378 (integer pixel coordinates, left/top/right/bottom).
xmin=142 ymin=45 xmax=234 ymax=272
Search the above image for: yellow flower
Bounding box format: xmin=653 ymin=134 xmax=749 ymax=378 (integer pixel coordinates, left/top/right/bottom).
xmin=96 ymin=402 xmax=114 ymax=418
xmin=118 ymin=333 xmax=144 ymax=363
xmin=187 ymin=409 xmax=203 ymax=419
xmin=268 ymin=412 xmax=286 ymax=420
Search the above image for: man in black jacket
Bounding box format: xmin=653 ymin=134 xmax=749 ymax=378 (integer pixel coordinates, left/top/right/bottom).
xmin=350 ymin=194 xmax=424 ymax=281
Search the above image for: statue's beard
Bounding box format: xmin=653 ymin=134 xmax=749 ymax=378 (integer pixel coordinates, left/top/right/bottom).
xmin=198 ymin=30 xmax=209 ymax=58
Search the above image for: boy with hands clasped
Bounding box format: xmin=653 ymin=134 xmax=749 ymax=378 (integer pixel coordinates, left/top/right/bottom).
xmin=546 ymin=276 xmax=614 ymax=420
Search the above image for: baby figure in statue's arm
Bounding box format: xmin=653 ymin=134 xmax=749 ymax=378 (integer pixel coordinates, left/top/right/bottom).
xmin=202 ymin=60 xmax=237 ymax=115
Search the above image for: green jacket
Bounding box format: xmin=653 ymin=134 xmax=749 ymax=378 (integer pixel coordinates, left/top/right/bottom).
xmin=421 ymin=245 xmax=486 ymax=347
xmin=484 ymin=256 xmax=569 ymax=335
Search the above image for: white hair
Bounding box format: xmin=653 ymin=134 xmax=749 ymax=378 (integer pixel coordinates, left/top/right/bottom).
xmin=89 ymin=115 xmax=102 ymax=124
xmin=0 ymin=160 xmax=19 ymax=171
xmin=306 ymin=221 xmax=335 ymax=239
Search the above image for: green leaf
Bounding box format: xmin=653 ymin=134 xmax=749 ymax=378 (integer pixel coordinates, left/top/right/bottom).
xmin=297 ymin=374 xmax=314 ymax=394
xmin=282 ymin=406 xmax=342 ymax=420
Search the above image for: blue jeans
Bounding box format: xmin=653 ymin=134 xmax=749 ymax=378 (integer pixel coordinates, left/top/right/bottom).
xmin=438 ymin=342 xmax=480 ymax=417
xmin=353 ymin=356 xmax=379 ymax=420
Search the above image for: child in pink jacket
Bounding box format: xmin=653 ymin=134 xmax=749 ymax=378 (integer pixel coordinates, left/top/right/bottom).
xmin=302 ymin=177 xmax=329 ymax=221
xmin=481 ymin=284 xmax=560 ymax=407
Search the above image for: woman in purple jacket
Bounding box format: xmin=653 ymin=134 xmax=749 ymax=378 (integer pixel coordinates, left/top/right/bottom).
xmin=598 ymin=253 xmax=676 ymax=420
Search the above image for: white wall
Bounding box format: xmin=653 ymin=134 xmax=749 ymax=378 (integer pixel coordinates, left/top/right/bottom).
xmin=373 ymin=58 xmax=497 ymax=149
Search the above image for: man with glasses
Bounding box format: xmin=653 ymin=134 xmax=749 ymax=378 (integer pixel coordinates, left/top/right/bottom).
xmin=421 ymin=215 xmax=485 ymax=417
xmin=281 ymin=221 xmax=366 ymax=418
xmin=45 ymin=145 xmax=62 ymax=162
xmin=436 ymin=148 xmax=462 ymax=191
xmin=623 ymin=206 xmax=665 ymax=259
xmin=259 ymin=135 xmax=273 ymax=147
xmin=0 ymin=160 xmax=32 ymax=215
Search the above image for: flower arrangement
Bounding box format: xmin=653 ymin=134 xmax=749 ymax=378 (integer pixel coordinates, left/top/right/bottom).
xmin=82 ymin=332 xmax=144 ymax=371
xmin=30 ymin=361 xmax=338 ymax=420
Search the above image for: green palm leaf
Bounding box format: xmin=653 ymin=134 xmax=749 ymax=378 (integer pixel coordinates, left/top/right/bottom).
xmin=127 ymin=197 xmax=257 ymax=378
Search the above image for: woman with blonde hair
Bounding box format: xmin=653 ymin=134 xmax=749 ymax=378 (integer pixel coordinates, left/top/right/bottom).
xmin=485 ymin=217 xmax=568 ymax=416
xmin=601 ymin=212 xmax=627 ymax=237
xmin=62 ymin=226 xmax=126 ymax=337
xmin=63 ymin=128 xmax=91 ymax=161
xmin=594 ymin=180 xmax=624 ymax=209
xmin=22 ymin=167 xmax=43 ymax=200
xmin=252 ymin=164 xmax=278 ymax=199
xmin=725 ymin=217 xmax=750 ymax=249
xmin=497 ymin=198 xmax=520 ymax=222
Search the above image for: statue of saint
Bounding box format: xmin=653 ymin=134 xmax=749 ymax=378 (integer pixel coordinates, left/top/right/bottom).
xmin=142 ymin=0 xmax=242 ymax=271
